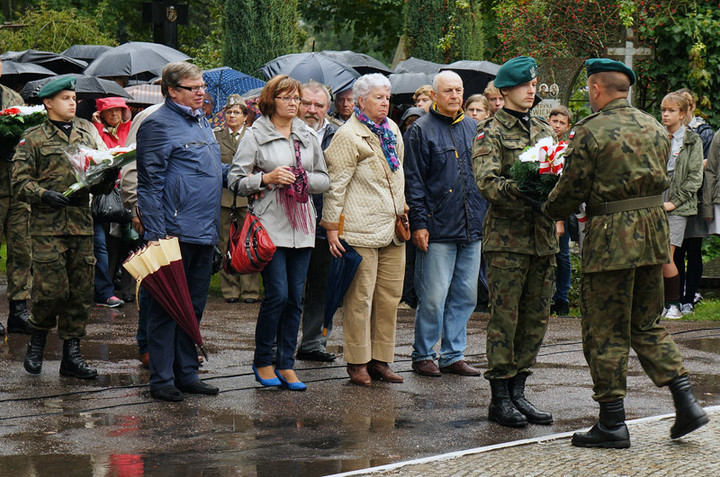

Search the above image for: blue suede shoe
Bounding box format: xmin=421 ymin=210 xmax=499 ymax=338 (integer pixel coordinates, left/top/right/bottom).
xmin=252 ymin=364 xmax=281 ymax=387
xmin=275 ymin=370 xmax=307 ymax=391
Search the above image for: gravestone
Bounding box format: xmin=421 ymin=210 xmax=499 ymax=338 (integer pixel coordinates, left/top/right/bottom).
xmin=606 ymin=28 xmax=652 ymax=104
xmin=537 ymin=57 xmax=586 ymax=108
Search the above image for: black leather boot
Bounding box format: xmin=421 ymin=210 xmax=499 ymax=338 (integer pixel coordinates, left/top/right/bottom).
xmin=60 ymin=338 xmax=98 ymax=379
xmin=23 ymin=330 xmax=47 ymax=375
xmin=488 ymin=379 xmax=528 ymax=427
xmin=7 ymin=300 xmax=33 ymax=334
xmin=669 ymin=375 xmax=709 ymax=439
xmin=572 ymin=400 xmax=631 ymax=448
xmin=509 ymin=373 xmax=553 ymax=424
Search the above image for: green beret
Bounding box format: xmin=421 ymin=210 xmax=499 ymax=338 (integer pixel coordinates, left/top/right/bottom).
xmin=38 ymin=77 xmax=76 ymax=99
xmin=494 ymin=56 xmax=538 ymax=89
xmin=585 ymin=58 xmax=636 ymax=86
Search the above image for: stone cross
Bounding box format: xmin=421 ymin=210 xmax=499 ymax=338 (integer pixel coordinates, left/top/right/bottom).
xmin=606 ymin=28 xmax=652 ymax=104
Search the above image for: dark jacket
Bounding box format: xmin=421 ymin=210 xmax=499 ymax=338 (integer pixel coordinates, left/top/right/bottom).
xmin=404 ymin=106 xmax=487 ymax=242
xmin=137 ymin=99 xmax=226 ymax=245
xmin=313 ymin=120 xmax=338 ymax=239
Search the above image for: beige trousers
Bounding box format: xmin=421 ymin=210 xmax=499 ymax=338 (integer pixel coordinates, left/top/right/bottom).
xmin=218 ymin=206 xmax=261 ymax=300
xmin=343 ymin=242 xmax=405 ymax=364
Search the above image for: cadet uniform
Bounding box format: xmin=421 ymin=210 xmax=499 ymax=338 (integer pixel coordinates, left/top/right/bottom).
xmin=0 ymin=84 xmax=32 ymax=335
xmin=544 ymin=58 xmax=708 ymax=448
xmin=12 ymin=77 xmax=108 ymax=379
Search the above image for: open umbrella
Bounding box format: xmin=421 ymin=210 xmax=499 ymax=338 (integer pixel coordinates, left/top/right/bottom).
xmin=202 ymin=67 xmax=266 ymax=115
xmin=84 ymin=42 xmax=191 ymax=82
xmin=21 ymin=74 xmax=133 ymax=103
xmin=260 ymin=52 xmax=359 ymax=95
xmin=0 ymin=60 xmax=56 ymax=85
xmin=393 ymin=57 xmax=443 ymax=75
xmin=439 ymin=60 xmax=501 ymax=100
xmin=124 ymin=84 xmax=164 ymax=106
xmin=123 ymin=237 xmax=208 ymax=361
xmin=388 ymin=72 xmax=435 ymax=105
xmin=61 ymin=45 xmax=113 ymax=63
xmin=323 ymin=232 xmax=363 ymax=337
xmin=319 ymin=50 xmax=391 ymax=76
xmin=5 ymin=49 xmax=87 ymax=75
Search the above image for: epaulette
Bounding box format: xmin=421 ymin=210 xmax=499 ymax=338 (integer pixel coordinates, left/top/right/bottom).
xmin=327 ymin=115 xmax=343 ymax=127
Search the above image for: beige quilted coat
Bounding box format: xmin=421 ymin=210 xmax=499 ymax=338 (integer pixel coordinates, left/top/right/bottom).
xmin=320 ymin=114 xmax=405 ymax=248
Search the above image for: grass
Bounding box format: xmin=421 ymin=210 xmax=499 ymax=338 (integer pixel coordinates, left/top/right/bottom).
xmin=690 ymin=299 xmax=720 ymax=321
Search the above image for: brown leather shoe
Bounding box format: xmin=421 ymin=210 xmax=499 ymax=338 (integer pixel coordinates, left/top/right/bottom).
xmin=367 ymin=360 xmax=404 ymax=383
xmin=138 ymin=352 xmax=149 ymax=369
xmin=347 ymin=364 xmax=371 ymax=387
xmin=412 ymin=359 xmax=441 ymax=377
xmin=440 ymin=360 xmax=482 ymax=376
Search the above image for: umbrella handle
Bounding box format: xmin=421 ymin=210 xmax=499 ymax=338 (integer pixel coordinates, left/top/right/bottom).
xmin=199 ymin=345 xmax=209 ymax=362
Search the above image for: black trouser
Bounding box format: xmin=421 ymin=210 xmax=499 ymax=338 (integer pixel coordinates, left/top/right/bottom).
xmin=673 ymin=237 xmax=703 ymax=304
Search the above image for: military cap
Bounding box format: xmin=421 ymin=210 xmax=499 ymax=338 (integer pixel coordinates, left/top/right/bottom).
xmin=225 ymin=94 xmax=244 ymax=109
xmin=494 ymin=56 xmax=538 ymax=89
xmin=585 ymin=58 xmax=636 ymax=86
xmin=38 ymin=77 xmax=76 ymax=99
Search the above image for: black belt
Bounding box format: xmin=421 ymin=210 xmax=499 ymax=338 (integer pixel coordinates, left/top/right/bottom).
xmin=586 ymin=195 xmax=663 ymax=216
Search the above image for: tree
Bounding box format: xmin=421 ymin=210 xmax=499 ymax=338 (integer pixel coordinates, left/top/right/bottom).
xmin=224 ymin=0 xmax=300 ymax=76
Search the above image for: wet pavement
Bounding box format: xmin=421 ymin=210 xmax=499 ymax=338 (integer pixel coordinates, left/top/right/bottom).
xmin=1 ymin=295 xmax=719 ymax=476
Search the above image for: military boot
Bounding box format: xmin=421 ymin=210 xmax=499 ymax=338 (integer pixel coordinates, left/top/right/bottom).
xmin=24 ymin=330 xmax=48 ymax=375
xmin=668 ymin=375 xmax=709 ymax=439
xmin=7 ymin=300 xmax=33 ymax=334
xmin=59 ymin=338 xmax=98 ymax=379
xmin=509 ymin=373 xmax=553 ymax=424
xmin=488 ymin=379 xmax=528 ymax=427
xmin=572 ymin=400 xmax=631 ymax=448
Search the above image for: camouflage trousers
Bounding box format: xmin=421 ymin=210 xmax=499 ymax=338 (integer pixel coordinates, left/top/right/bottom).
xmin=484 ymin=252 xmax=555 ymax=379
xmin=0 ymin=195 xmax=32 ymax=300
xmin=30 ymin=235 xmax=95 ymax=339
xmin=581 ymin=264 xmax=687 ymax=402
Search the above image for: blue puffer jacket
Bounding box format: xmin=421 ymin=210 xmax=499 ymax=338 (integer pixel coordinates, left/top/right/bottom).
xmin=137 ymin=99 xmax=225 ymax=245
xmin=404 ymin=106 xmax=487 ymax=242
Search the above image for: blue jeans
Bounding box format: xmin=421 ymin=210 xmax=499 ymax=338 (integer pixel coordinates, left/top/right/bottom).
xmin=412 ymin=240 xmax=481 ymax=367
xmin=553 ymin=221 xmax=571 ymax=304
xmin=255 ymin=247 xmax=312 ymax=370
xmin=93 ymin=221 xmax=115 ymax=301
xmin=147 ymin=242 xmax=213 ymax=390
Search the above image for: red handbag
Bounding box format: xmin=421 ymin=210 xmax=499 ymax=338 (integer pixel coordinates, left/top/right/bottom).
xmin=224 ymin=197 xmax=276 ymax=275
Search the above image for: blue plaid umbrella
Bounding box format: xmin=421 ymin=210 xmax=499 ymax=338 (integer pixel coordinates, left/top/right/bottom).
xmin=203 ymin=67 xmax=266 ymax=115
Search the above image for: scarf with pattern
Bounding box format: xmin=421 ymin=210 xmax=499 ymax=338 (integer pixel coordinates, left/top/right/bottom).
xmin=354 ymin=107 xmax=400 ymax=172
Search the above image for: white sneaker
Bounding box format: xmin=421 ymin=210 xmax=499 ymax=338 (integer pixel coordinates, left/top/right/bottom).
xmin=681 ymin=303 xmax=694 ymax=315
xmin=661 ymin=306 xmax=668 ymax=318
xmin=664 ymin=304 xmax=682 ymax=319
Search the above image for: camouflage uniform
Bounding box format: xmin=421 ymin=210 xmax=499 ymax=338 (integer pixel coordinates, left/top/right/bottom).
xmin=11 ymin=117 xmax=105 ymax=339
xmin=543 ymin=98 xmax=687 ymax=402
xmin=473 ymin=108 xmax=558 ymax=380
xmin=0 ymin=84 xmax=32 ymax=302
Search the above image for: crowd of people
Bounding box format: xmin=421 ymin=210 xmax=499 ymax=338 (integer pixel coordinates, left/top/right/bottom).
xmin=1 ymin=52 xmax=716 ymax=448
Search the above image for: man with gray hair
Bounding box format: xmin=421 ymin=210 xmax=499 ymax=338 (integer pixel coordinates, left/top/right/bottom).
xmin=136 ymin=62 xmax=226 ymax=401
xmin=404 ymin=70 xmax=488 ymax=378
xmin=296 ymin=80 xmax=339 ymax=362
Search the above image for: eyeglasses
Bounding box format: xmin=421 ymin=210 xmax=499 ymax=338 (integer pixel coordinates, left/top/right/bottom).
xmin=176 ymin=83 xmax=208 ymax=93
xmin=276 ymin=96 xmax=301 ymax=103
xmin=466 ymin=108 xmax=486 ymax=114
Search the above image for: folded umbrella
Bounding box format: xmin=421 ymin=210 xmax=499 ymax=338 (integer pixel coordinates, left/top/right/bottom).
xmin=323 ymin=238 xmax=363 ymax=337
xmin=123 ymin=236 xmax=208 ymax=361
xmin=21 ymin=74 xmax=133 ymax=103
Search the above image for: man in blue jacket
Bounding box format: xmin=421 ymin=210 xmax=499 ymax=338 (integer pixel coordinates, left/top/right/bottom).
xmin=404 ymin=71 xmax=488 ymax=377
xmin=137 ymin=62 xmax=225 ymax=401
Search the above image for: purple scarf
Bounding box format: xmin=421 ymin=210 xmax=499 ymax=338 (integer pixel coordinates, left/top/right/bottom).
xmin=354 ymin=107 xmax=400 ymax=172
xmin=277 ymin=139 xmax=313 ymax=234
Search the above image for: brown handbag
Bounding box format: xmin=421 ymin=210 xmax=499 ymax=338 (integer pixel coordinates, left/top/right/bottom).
xmin=383 ymin=167 xmax=411 ymax=242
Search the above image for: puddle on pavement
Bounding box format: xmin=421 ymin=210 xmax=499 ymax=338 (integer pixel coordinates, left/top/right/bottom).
xmin=681 ymin=336 xmax=720 ymax=354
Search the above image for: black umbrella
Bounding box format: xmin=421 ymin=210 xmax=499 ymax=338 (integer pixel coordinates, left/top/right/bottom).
xmin=393 ymin=57 xmax=443 ymax=75
xmin=323 ymin=239 xmax=363 ymax=336
xmin=388 ymin=72 xmax=435 ymax=105
xmin=319 ymin=50 xmax=391 ymax=76
xmin=260 ymin=52 xmax=360 ymax=95
xmin=5 ymin=49 xmax=87 ymax=75
xmin=0 ymin=60 xmax=56 ymax=86
xmin=439 ymin=60 xmax=501 ymax=100
xmin=84 ymin=42 xmax=191 ymax=81
xmin=61 ymin=45 xmax=113 ymax=63
xmin=21 ymin=74 xmax=133 ymax=103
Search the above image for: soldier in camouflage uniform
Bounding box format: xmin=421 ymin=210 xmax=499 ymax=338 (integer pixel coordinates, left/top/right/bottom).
xmin=543 ymin=58 xmax=708 ymax=448
xmin=0 ymin=65 xmax=33 ymax=336
xmin=12 ymin=77 xmax=115 ymax=379
xmin=472 ymin=56 xmax=557 ymax=428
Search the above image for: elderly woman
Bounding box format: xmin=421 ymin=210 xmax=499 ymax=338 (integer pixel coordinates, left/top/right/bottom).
xmin=321 ymin=73 xmax=406 ymax=386
xmin=228 ymin=75 xmax=329 ymax=391
xmin=92 ymin=96 xmax=132 ymax=148
xmin=214 ymin=95 xmax=261 ymax=304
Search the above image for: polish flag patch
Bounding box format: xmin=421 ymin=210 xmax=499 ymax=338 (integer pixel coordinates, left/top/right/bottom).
xmin=568 ymin=130 xmax=575 ymax=140
xmin=476 ymin=131 xmax=485 ymax=141
xmin=18 ymin=138 xmax=25 ymax=146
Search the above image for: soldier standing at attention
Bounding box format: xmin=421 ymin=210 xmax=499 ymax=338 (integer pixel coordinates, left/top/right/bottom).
xmin=12 ymin=77 xmax=115 ymax=379
xmin=473 ymin=56 xmax=557 ymax=428
xmin=0 ymin=62 xmax=33 ymax=335
xmin=543 ymin=59 xmax=708 ymax=448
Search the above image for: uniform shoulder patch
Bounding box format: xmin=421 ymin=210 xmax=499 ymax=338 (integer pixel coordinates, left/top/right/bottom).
xmin=568 ymin=130 xmax=575 ymax=140
xmin=18 ymin=138 xmax=25 ymax=146
xmin=476 ymin=130 xmax=485 ymax=141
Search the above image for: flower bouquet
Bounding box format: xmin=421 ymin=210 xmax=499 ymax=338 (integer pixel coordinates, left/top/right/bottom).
xmin=63 ymin=145 xmax=137 ymax=196
xmin=509 ymin=137 xmax=568 ymax=201
xmin=0 ymin=105 xmax=47 ymax=159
